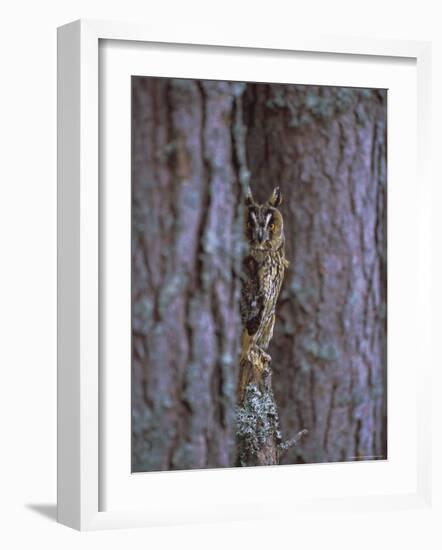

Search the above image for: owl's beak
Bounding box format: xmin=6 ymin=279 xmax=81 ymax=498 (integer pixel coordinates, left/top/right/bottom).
xmin=257 ymin=228 xmax=264 ymax=243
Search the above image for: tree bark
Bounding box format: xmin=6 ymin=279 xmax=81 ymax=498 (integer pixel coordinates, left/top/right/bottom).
xmin=236 ymin=345 xmax=280 ymax=466
xmin=132 ymin=78 xmax=387 ymax=471
xmin=131 ymin=77 xmax=245 ymax=471
xmin=243 ymin=84 xmax=387 ymax=464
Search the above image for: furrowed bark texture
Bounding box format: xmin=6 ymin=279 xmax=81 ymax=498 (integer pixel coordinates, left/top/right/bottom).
xmin=132 ymin=78 xmax=387 ymax=471
xmin=243 ymin=84 xmax=387 ymax=464
xmin=131 ymin=77 xmax=245 ymax=471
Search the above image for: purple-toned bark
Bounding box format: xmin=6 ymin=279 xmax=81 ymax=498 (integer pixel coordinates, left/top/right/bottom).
xmin=132 ymin=78 xmax=243 ymax=471
xmin=244 ymin=84 xmax=387 ymax=464
xmin=132 ymin=78 xmax=387 ymax=471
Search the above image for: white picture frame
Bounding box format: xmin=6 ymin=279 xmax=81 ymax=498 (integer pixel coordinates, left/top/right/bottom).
xmin=57 ymin=19 xmax=432 ymax=531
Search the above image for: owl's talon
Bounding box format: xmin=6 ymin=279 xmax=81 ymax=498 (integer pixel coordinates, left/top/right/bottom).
xmin=255 ymin=345 xmax=271 ymax=363
xmin=248 ymin=345 xmax=271 ymax=364
xmin=260 ymin=349 xmax=271 ymax=363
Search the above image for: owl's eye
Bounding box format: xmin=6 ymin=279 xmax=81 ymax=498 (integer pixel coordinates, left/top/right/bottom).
xmin=269 ymin=223 xmax=275 ymax=230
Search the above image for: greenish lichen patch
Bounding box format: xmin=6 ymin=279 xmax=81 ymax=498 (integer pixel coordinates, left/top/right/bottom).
xmin=302 ymin=339 xmax=339 ymax=361
xmin=236 ymin=383 xmax=282 ymax=466
xmin=265 ymin=86 xmax=378 ymax=129
xmin=289 ymin=278 xmax=318 ymax=309
xmin=133 ymin=296 xmax=154 ymax=334
xmin=155 ymin=140 xmax=178 ymax=163
xmin=158 ymin=273 xmax=188 ymax=315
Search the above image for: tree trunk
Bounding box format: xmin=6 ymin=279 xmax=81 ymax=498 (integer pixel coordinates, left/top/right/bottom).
xmin=243 ymin=84 xmax=387 ymax=464
xmin=132 ymin=78 xmax=387 ymax=471
xmin=236 ymin=344 xmax=281 ymax=466
xmin=131 ymin=77 xmax=245 ymax=471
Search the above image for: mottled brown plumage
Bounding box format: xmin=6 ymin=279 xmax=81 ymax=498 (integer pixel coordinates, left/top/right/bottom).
xmin=238 ymin=187 xmax=288 ymax=400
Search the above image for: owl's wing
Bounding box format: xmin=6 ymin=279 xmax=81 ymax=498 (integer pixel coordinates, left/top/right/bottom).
xmin=240 ymin=256 xmax=264 ymax=336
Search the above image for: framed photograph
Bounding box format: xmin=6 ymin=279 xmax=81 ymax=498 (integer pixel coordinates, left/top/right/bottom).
xmin=57 ymin=19 xmax=432 ymax=530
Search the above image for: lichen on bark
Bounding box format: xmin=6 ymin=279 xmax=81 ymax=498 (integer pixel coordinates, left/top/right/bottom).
xmin=132 ymin=78 xmax=387 ymax=472
xmin=236 ymin=352 xmax=308 ymax=467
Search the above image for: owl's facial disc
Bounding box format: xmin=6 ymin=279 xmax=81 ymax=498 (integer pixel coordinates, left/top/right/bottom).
xmin=247 ymin=207 xmax=279 ymax=249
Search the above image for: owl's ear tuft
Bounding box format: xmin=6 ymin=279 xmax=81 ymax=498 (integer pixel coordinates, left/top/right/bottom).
xmin=267 ymin=187 xmax=282 ymax=207
xmin=245 ymin=187 xmax=255 ymax=206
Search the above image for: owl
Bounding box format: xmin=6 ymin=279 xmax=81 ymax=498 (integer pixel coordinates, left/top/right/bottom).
xmin=239 ymin=186 xmax=288 ymax=399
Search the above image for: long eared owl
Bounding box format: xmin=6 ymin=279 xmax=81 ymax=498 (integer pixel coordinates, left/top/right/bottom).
xmin=239 ymin=186 xmax=288 ymax=389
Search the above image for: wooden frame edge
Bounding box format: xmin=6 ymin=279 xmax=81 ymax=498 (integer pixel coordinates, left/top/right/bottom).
xmin=57 ymin=19 xmax=81 ymax=530
xmin=57 ymin=18 xmax=432 ymax=530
